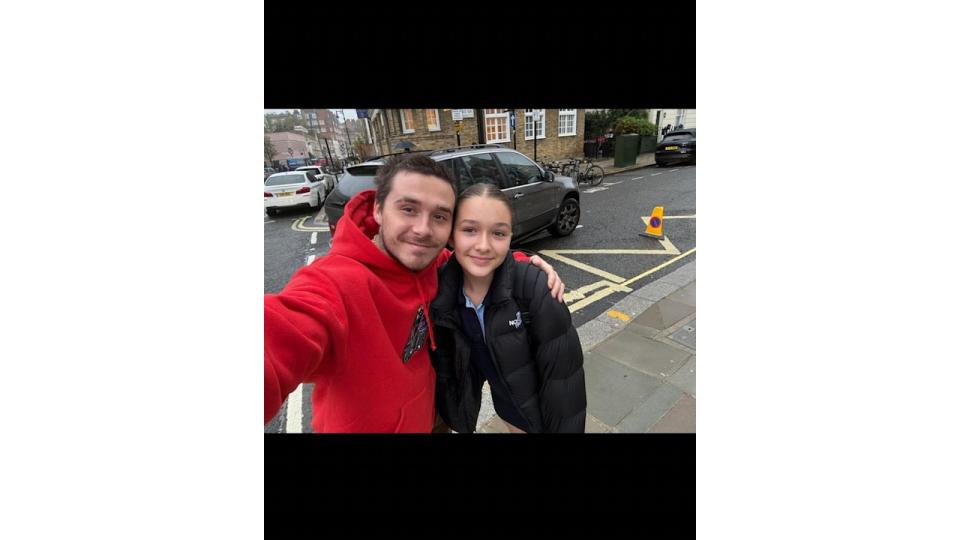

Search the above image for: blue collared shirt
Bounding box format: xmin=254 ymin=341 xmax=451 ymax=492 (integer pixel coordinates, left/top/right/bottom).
xmin=463 ymin=288 xmax=486 ymax=341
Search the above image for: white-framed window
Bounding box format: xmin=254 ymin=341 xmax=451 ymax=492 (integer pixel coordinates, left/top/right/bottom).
xmin=524 ymin=109 xmax=545 ymax=140
xmin=484 ymin=109 xmax=510 ymax=143
xmin=401 ymin=109 xmax=415 ymax=133
xmin=426 ymin=109 xmax=441 ymax=131
xmin=558 ymin=109 xmax=577 ymax=136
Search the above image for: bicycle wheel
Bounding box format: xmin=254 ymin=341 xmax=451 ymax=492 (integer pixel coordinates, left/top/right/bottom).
xmin=561 ymin=163 xmax=576 ymax=178
xmin=586 ymin=165 xmax=604 ymax=186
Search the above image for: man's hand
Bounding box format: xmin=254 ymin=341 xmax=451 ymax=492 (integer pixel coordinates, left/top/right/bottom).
xmin=528 ymin=255 xmax=566 ymax=303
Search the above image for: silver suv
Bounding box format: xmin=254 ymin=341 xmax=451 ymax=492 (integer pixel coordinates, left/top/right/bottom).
xmin=322 ymin=144 xmax=581 ymax=243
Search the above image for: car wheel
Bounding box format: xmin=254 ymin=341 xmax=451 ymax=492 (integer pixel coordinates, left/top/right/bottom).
xmin=548 ymin=197 xmax=580 ymax=237
xmin=266 ymin=208 xmax=278 ymax=217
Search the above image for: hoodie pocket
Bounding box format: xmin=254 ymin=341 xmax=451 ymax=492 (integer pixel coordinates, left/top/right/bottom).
xmin=394 ymin=383 xmax=433 ymax=433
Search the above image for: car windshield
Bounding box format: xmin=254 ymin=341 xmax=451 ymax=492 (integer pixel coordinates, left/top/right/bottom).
xmin=265 ymin=173 xmax=307 ymax=186
xmin=663 ymin=132 xmax=694 ymax=141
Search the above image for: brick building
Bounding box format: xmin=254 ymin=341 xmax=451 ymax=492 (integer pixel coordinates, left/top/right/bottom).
xmin=368 ymin=109 xmax=585 ymax=162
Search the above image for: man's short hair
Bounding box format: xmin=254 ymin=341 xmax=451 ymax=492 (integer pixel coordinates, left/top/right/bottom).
xmin=374 ymin=154 xmax=457 ymax=207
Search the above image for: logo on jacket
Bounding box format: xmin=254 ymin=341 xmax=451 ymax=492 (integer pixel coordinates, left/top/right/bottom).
xmin=402 ymin=306 xmax=428 ymax=364
xmin=508 ymin=311 xmax=523 ymax=329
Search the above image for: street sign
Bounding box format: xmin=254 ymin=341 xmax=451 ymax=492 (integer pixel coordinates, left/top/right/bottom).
xmin=287 ymin=158 xmax=306 ymax=168
xmin=461 ymin=109 xmax=474 ymax=118
xmin=454 ymin=121 xmax=463 ymax=134
xmin=452 ymin=110 xmax=463 ymax=121
xmin=355 ymin=109 xmax=369 ymax=119
xmin=509 ymin=111 xmax=516 ymax=129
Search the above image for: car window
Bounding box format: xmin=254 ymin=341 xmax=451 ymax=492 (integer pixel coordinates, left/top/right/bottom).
xmin=663 ymin=133 xmax=693 ymax=141
xmin=494 ymin=151 xmax=541 ymax=188
xmin=457 ymin=153 xmax=505 ymax=190
xmin=449 ymin=158 xmax=478 ymax=193
xmin=265 ymin=173 xmax=307 ymax=186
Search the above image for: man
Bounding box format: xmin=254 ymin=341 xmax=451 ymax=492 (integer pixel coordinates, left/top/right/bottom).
xmin=265 ymin=154 xmax=565 ymax=433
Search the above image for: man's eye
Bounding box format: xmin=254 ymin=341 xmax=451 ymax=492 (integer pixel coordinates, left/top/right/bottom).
xmin=433 ymin=214 xmax=448 ymax=222
xmin=401 ymin=207 xmax=415 ymax=214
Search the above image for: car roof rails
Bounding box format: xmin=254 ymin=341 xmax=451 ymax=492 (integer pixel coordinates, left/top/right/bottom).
xmin=428 ymin=143 xmax=505 ymax=156
xmin=364 ymin=149 xmax=431 ymax=162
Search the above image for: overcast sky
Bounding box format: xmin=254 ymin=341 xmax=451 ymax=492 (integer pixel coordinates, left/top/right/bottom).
xmin=264 ymin=109 xmax=357 ymax=119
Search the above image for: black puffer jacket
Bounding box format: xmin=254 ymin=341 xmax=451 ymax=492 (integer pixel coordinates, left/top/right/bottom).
xmin=430 ymin=252 xmax=587 ymax=433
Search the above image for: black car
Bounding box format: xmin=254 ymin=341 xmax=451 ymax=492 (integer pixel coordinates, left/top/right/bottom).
xmin=655 ymin=128 xmax=696 ymax=167
xmin=322 ymin=144 xmax=582 ymax=244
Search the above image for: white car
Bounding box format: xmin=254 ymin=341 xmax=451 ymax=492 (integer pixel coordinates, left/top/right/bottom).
xmin=264 ymin=171 xmax=326 ymax=216
xmin=295 ymin=166 xmax=336 ymax=196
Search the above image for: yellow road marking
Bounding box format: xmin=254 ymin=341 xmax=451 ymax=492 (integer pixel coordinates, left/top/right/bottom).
xmin=552 ymin=248 xmax=697 ymax=314
xmin=607 ymin=310 xmax=631 ymax=322
xmin=539 ymin=251 xmax=627 ymax=283
xmin=291 ymin=217 xmax=330 ymax=232
xmin=620 ymin=248 xmax=697 ymax=288
xmin=566 ymin=284 xmax=625 ymax=312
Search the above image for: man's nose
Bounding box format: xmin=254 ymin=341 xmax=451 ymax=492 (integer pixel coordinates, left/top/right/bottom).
xmin=410 ymin=214 xmax=432 ymax=237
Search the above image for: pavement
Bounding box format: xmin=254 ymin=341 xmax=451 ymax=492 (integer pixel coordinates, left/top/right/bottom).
xmin=589 ymin=151 xmax=658 ymax=176
xmin=477 ymin=259 xmax=696 ymax=433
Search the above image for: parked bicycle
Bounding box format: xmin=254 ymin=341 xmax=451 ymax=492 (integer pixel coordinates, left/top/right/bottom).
xmin=537 ymin=159 xmax=564 ymax=174
xmin=561 ymin=158 xmax=604 ymax=187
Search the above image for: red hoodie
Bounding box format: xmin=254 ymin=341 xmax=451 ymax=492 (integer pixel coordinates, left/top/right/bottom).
xmin=264 ymin=190 xmax=450 ymax=433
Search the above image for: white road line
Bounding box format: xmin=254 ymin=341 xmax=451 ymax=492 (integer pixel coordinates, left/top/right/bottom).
xmin=604 ymin=181 xmax=623 ymax=186
xmin=310 ymin=232 xmax=318 ymax=245
xmin=630 ymin=176 xmax=644 ymax=180
xmin=264 ymin=221 xmax=275 ymax=224
xmin=651 ymin=172 xmax=662 ymax=176
xmin=576 ymin=225 xmax=583 ymax=229
xmin=306 ymin=254 xmax=316 ymax=265
xmin=669 ymin=169 xmax=679 ymax=172
xmin=285 ymin=384 xmax=303 ymax=433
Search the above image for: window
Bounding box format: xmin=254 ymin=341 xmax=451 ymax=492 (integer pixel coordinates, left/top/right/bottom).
xmin=426 ymin=109 xmax=441 ymax=131
xmin=483 ymin=109 xmax=510 ymax=143
xmin=319 ymin=119 xmax=325 ymax=125
xmin=457 ymin=153 xmax=505 ymax=190
xmin=558 ymin=109 xmax=577 ymax=137
xmin=524 ymin=109 xmax=545 ymax=140
xmin=495 ymin=151 xmax=541 ymax=188
xmin=401 ymin=109 xmax=415 ymax=133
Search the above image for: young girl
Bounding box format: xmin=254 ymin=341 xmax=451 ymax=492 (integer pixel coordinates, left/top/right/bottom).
xmin=430 ymin=183 xmax=587 ymax=433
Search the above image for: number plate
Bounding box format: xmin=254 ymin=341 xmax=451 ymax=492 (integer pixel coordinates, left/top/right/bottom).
xmin=277 ymin=192 xmax=293 ymax=197
xmin=665 ymin=146 xmax=678 ymax=151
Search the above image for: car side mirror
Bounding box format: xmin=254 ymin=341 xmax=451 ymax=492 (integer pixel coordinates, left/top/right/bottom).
xmin=544 ymin=170 xmax=554 ymax=182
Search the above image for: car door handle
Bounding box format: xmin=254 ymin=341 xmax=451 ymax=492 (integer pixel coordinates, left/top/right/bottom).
xmin=513 ymin=193 xmax=524 ymax=199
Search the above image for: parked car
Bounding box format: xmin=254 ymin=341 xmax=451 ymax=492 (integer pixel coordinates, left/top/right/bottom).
xmin=295 ymin=165 xmax=337 ymax=196
xmin=264 ymin=167 xmax=277 ymax=178
xmin=322 ymin=145 xmax=581 ymax=243
xmin=264 ymin=171 xmax=327 ymax=216
xmin=655 ymin=128 xmax=696 ymax=167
